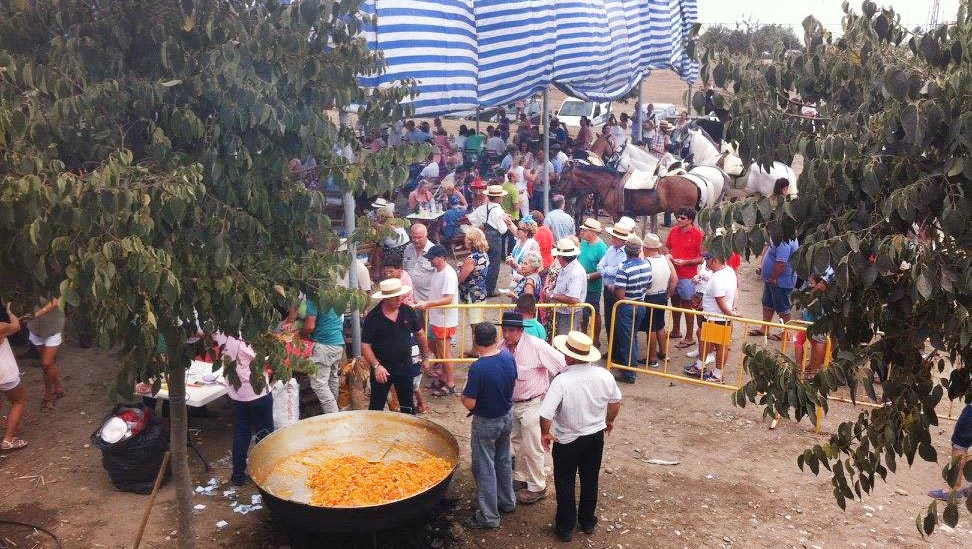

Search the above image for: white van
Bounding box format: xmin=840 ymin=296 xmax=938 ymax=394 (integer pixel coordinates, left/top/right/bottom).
xmin=556 ymin=97 xmax=612 ymax=128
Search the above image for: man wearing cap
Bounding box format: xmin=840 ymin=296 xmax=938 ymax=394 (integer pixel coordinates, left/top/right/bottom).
xmin=415 ymin=245 xmax=460 ymax=396
xmin=640 ymin=233 xmax=678 ymax=367
xmin=666 ymin=207 xmax=704 ymax=349
xmin=468 ymin=185 xmax=512 ymax=296
xmin=540 ymin=331 xmax=622 ymax=542
xmin=577 ymin=218 xmax=608 ymax=346
xmin=612 ymin=236 xmax=651 ymax=383
xmin=550 ymin=238 xmax=588 ymax=337
xmin=497 ymin=312 xmax=567 ymax=504
xmin=596 ymin=219 xmax=634 ymax=339
xmin=362 ymin=279 xmax=433 ymax=413
xmin=462 ymin=323 xmax=518 ymax=529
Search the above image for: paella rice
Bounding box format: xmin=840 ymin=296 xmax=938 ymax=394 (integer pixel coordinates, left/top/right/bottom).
xmin=305 ymin=454 xmax=452 ymax=507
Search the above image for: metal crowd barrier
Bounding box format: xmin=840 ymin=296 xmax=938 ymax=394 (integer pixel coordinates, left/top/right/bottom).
xmin=604 ymin=299 xmax=962 ymax=424
xmin=422 ymin=302 xmax=595 ymax=364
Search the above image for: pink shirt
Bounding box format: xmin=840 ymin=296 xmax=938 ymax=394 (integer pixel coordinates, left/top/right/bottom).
xmin=507 ymin=333 xmax=566 ymax=402
xmin=399 ymin=270 xmax=416 ymax=306
xmin=214 ymin=333 xmax=270 ymax=402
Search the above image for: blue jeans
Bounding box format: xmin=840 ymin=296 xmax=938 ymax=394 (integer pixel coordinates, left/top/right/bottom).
xmin=471 ymin=412 xmax=515 ymax=526
xmin=613 ymin=303 xmax=645 ymax=380
xmin=232 ymin=394 xmax=274 ymax=483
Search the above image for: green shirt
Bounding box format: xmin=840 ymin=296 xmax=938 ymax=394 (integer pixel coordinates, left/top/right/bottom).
xmin=523 ymin=318 xmax=547 ymax=341
xmin=579 ymin=238 xmax=608 ymax=294
xmin=304 ymin=300 xmax=345 ymax=346
xmin=501 ymin=182 xmax=521 ymax=221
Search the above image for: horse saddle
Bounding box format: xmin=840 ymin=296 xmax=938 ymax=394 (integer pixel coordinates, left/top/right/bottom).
xmin=681 ymin=172 xmax=712 ymax=210
xmin=622 ymin=167 xmax=657 ymax=191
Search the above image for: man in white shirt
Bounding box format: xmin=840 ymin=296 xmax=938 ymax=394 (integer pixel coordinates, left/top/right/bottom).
xmin=544 ymin=195 xmax=576 ymax=241
xmin=387 ymin=119 xmax=403 ymax=147
xmin=468 ymin=185 xmax=511 ymax=296
xmin=420 ymin=154 xmax=440 ymax=179
xmin=683 ymin=252 xmax=737 ymax=383
xmin=485 ymin=129 xmax=506 ymax=156
xmin=500 ymin=146 xmax=515 ymax=171
xmin=550 ymin=238 xmax=588 ymax=336
xmin=540 ymin=331 xmax=622 ymax=542
xmin=415 ymin=245 xmax=459 ymax=394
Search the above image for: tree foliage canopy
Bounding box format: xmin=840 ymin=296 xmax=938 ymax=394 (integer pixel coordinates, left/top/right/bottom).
xmin=699 ymin=20 xmax=802 ymax=57
xmin=694 ymin=1 xmax=972 ymax=533
xmin=1 ymin=2 xmax=424 ymax=544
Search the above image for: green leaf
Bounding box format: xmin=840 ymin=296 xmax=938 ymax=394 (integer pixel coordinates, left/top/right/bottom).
xmin=916 ymin=273 xmax=933 ymax=300
xmin=917 ymin=442 xmax=937 ymax=463
xmin=942 ymin=500 xmax=959 ymax=528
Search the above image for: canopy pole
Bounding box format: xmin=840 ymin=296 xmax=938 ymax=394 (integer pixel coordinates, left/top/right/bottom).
xmin=475 ymin=106 xmax=480 ymax=135
xmin=339 ymin=111 xmax=361 ymax=358
xmin=542 ymin=88 xmax=550 ymax=214
xmin=633 ymin=78 xmax=644 ymax=145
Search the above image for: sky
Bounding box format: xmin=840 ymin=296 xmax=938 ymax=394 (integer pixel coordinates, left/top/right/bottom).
xmin=696 ymin=0 xmax=962 ymax=34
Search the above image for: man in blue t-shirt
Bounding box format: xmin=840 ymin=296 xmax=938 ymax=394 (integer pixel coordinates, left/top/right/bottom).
xmin=755 ymin=238 xmax=799 ymax=341
xmin=302 ymin=300 xmax=345 ymax=414
xmin=461 ymin=322 xmax=517 ymax=529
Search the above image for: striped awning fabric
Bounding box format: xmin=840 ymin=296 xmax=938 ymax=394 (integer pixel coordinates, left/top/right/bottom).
xmin=360 ymin=0 xmax=698 ymax=117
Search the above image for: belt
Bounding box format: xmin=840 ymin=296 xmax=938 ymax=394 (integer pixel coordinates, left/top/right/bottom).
xmin=514 ymin=394 xmax=543 ymax=403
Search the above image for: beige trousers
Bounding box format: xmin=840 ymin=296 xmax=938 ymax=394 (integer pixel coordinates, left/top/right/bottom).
xmin=511 ymin=396 xmax=547 ymax=492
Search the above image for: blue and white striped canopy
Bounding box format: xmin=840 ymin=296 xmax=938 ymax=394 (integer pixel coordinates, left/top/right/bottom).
xmin=360 ymin=0 xmax=698 ymax=117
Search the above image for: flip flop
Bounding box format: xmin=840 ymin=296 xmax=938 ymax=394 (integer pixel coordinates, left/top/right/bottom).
xmin=748 ymin=329 xmax=766 ymax=337
xmin=766 ymin=333 xmax=783 ymax=342
xmin=1 ymin=438 xmax=27 ymax=452
xmin=431 ymin=385 xmax=457 ymax=397
xmin=674 ymin=340 xmax=695 ymax=349
xmin=41 ymin=397 xmax=55 ymax=413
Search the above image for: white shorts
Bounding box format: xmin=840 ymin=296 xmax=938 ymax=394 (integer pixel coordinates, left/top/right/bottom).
xmin=28 ymin=331 xmax=63 ymax=347
xmin=0 ymin=376 xmax=21 ymax=392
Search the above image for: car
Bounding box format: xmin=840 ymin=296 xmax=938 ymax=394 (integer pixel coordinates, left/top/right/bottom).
xmin=556 ymin=97 xmax=612 ymax=127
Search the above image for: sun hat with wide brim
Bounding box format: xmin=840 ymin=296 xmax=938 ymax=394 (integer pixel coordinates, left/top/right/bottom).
xmin=604 ymin=223 xmax=634 ymax=241
xmin=642 ymin=232 xmax=662 ymax=249
xmin=579 ymin=218 xmax=603 ymax=232
xmin=370 ymin=197 xmax=389 ymax=209
xmin=552 ymin=238 xmax=581 ymax=257
xmin=370 ymin=278 xmax=412 ymax=300
xmin=483 ymin=184 xmax=509 ymax=197
xmin=553 ymin=331 xmax=602 ymax=362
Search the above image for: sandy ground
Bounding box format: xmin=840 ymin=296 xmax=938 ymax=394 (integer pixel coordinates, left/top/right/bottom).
xmin=2 ymin=70 xmax=967 ymax=549
xmin=1 ymin=227 xmax=967 ymax=549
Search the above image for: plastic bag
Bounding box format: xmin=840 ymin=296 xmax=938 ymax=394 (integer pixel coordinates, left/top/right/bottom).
xmin=271 ymin=379 xmax=300 ymax=428
xmin=91 ymin=403 xmax=169 ymax=495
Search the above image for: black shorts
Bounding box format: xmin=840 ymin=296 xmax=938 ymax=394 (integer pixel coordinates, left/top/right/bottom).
xmin=640 ymin=293 xmax=667 ymax=332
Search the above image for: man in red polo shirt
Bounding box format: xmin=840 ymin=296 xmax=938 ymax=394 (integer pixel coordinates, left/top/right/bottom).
xmin=665 ymin=207 xmax=704 ymax=349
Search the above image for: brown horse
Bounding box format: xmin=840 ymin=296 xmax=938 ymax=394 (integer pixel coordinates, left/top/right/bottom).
xmin=558 ymin=162 xmax=701 ymax=224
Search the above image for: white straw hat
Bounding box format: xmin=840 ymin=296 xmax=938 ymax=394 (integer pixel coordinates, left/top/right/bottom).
xmin=483 ymin=184 xmax=509 ymax=197
xmin=604 ymin=223 xmax=633 ymax=241
xmin=552 ymin=238 xmax=580 ymax=257
xmin=370 ymin=278 xmax=412 ymax=300
xmin=553 ymin=331 xmax=602 ymax=362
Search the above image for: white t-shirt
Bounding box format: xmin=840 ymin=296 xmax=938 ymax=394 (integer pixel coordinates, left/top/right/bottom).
xmin=701 ymin=266 xmax=736 ymax=316
xmin=644 ymin=255 xmax=671 ymax=295
xmin=539 ymin=364 xmax=622 ymax=444
xmin=429 ymin=266 xmax=459 ymax=328
xmin=0 ymin=338 xmax=20 ymax=388
xmin=468 ymin=202 xmax=508 ymax=234
xmin=339 ymin=259 xmax=373 ymax=291
xmin=420 ymin=161 xmax=440 ymax=179
xmin=486 ymin=136 xmax=506 ymax=155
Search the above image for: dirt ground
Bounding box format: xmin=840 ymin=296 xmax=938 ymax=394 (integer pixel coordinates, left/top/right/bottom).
xmin=2 ymin=71 xmax=967 ymax=548
xmin=1 ymin=226 xmax=967 ymax=549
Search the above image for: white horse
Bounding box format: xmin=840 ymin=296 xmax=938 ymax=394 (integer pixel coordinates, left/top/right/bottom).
xmin=683 ymin=127 xmax=745 ymax=176
xmin=686 ymin=127 xmax=799 ymax=198
xmin=744 ymin=162 xmax=799 ymax=197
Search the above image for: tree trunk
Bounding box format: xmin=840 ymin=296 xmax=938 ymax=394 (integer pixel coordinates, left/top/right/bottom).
xmin=166 ymin=340 xmax=196 ymax=548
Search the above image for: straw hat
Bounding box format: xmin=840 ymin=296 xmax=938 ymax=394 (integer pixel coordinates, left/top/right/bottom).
xmin=483 ymin=184 xmax=509 ymax=197
xmin=553 ymin=331 xmax=602 ymax=362
xmin=552 ymin=238 xmax=581 ymax=257
xmin=579 ymin=218 xmax=603 ymax=233
xmin=642 ymin=232 xmax=662 ymax=249
xmin=604 ymin=223 xmax=634 ymax=241
xmin=370 ymin=197 xmax=388 ymax=209
xmin=370 ymin=278 xmax=412 ymax=300
xmin=616 ymin=216 xmax=636 ymax=231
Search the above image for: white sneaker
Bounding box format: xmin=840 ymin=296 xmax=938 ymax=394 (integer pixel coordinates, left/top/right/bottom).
xmin=686 ymin=350 xmax=716 ymax=364
xmin=686 ymin=349 xmax=699 ymax=358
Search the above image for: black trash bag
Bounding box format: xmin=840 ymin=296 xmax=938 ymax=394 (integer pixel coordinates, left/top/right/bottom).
xmin=91 ymin=403 xmax=170 ymax=494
